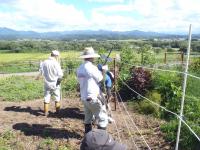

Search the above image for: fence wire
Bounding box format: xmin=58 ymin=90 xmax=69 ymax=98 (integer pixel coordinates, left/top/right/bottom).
xmin=118 ymin=77 xmax=200 ymax=142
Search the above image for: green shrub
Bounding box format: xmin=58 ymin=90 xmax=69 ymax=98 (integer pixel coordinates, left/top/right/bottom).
xmin=152 ymin=72 xmax=182 ymax=120
xmin=186 ymin=75 xmax=200 ymax=99
xmin=184 ymin=96 xmax=200 ymax=125
xmin=160 ymin=120 xmax=178 ymax=143
xmin=189 ymin=58 xmax=200 ymax=75
xmin=139 ymin=91 xmax=161 ymax=117
xmin=140 ymin=44 xmax=156 ymax=65
xmin=119 ymin=47 xmax=140 ymax=81
xmin=0 ymin=76 xmax=43 ymax=101
xmin=62 ymin=74 xmax=78 ymax=97
xmin=127 ymin=100 xmax=141 ymax=112
xmin=62 ymin=59 xmax=81 ymax=74
xmin=161 ymin=120 xmax=200 ymax=150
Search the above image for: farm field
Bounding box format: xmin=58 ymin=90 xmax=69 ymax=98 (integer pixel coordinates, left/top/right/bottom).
xmin=0 ymin=47 xmax=200 ymax=149
xmin=0 ymin=51 xmax=80 ymax=63
xmin=1 ymin=0 xmax=200 ymax=149
xmin=0 ymin=51 xmax=118 ymax=73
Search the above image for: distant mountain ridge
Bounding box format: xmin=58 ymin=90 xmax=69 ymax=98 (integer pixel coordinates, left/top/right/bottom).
xmin=0 ymin=27 xmax=199 ymax=40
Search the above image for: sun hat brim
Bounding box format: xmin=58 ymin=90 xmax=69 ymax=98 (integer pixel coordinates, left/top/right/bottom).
xmin=79 ymin=54 xmax=100 ymax=58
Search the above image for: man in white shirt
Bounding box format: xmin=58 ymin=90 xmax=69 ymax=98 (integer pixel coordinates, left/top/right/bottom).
xmin=77 ymin=47 xmax=109 ymax=133
xmin=38 ymin=50 xmax=63 ymax=116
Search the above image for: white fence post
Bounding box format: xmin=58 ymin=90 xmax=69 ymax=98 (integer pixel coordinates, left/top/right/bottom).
xmin=175 ymin=24 xmax=192 ymax=150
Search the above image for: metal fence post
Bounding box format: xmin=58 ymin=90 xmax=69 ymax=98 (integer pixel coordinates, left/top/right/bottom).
xmin=113 ymin=58 xmax=117 ymax=111
xmin=164 ymin=52 xmax=167 ymax=64
xmin=181 ymin=52 xmax=184 ymax=65
xmin=175 ymin=24 xmax=192 ymax=150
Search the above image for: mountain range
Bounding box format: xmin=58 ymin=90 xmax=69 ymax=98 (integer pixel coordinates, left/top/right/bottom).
xmin=0 ymin=27 xmax=199 ymax=40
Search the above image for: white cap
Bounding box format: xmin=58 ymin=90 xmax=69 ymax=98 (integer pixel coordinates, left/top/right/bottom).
xmin=51 ymin=50 xmax=60 ymax=56
xmin=80 ymin=47 xmax=100 ymax=58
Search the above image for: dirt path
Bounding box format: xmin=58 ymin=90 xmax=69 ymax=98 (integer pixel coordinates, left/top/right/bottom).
xmin=0 ymin=98 xmax=171 ymax=150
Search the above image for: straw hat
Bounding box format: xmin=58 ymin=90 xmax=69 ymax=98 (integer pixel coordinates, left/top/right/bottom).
xmin=80 ymin=47 xmax=100 ymax=58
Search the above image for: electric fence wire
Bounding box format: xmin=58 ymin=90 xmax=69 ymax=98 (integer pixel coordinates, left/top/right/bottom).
xmin=104 ymin=92 xmax=122 ymax=143
xmin=111 ymin=110 xmax=122 ymax=143
xmin=124 ymin=63 xmax=200 ymax=80
xmin=116 ymin=91 xmax=151 ymax=150
xmin=119 ymin=77 xmax=200 ymax=142
xmin=115 ymin=92 xmax=139 ymax=150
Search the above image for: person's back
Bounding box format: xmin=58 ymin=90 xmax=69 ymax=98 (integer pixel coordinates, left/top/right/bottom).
xmin=77 ymin=60 xmax=103 ymax=101
xmin=41 ymin=57 xmax=63 ymax=89
xmin=77 ymin=47 xmax=110 ymax=133
xmin=38 ymin=50 xmax=63 ymax=116
xmin=105 ymin=73 xmax=112 ymax=88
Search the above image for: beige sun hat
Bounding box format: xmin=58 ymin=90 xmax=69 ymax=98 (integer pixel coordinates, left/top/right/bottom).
xmin=80 ymin=47 xmax=100 ymax=58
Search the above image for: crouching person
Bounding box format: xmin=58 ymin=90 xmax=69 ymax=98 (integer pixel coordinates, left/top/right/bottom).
xmin=80 ymin=129 xmax=127 ymax=150
xmin=37 ymin=50 xmax=63 ymax=116
xmin=77 ymin=47 xmax=109 ymax=134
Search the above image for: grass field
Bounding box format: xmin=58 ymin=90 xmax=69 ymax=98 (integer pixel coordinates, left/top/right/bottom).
xmin=0 ymin=51 xmax=80 ymax=63
xmin=0 ymin=76 xmax=43 ymax=101
xmin=0 ymin=51 xmax=118 ymax=73
xmin=0 ymin=50 xmax=119 ymax=63
xmin=0 ymin=51 xmax=199 ymax=74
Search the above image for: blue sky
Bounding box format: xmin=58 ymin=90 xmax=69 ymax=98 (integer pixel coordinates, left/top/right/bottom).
xmin=0 ymin=0 xmax=199 ymax=33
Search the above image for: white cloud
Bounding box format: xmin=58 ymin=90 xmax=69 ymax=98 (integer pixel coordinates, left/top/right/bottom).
xmin=92 ymin=0 xmax=200 ymax=33
xmin=0 ymin=0 xmax=200 ymax=33
xmin=0 ymin=0 xmax=89 ymax=32
xmin=90 ymin=11 xmax=138 ymax=31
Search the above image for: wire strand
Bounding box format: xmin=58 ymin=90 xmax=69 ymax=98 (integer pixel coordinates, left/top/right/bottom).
xmin=124 ymin=63 xmax=200 ymax=80
xmin=106 ymin=99 xmax=122 ymax=143
xmin=119 ymin=77 xmax=200 ymax=142
xmin=115 ymin=94 xmax=139 ymax=150
xmin=116 ymin=91 xmax=151 ymax=150
xmin=112 ymin=112 xmax=122 ymax=143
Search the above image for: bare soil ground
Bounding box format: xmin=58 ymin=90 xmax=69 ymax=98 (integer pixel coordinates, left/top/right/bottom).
xmin=0 ymin=98 xmax=172 ymax=150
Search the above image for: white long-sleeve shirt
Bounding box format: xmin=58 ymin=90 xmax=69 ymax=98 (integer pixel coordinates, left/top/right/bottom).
xmin=77 ymin=61 xmax=103 ymax=101
xmin=40 ymin=57 xmax=63 ymax=89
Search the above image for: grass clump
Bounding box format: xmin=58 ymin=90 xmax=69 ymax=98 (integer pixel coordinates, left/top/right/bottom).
xmin=62 ymin=74 xmax=78 ymax=97
xmin=0 ymin=130 xmax=23 ymax=150
xmin=38 ymin=138 xmax=73 ymax=150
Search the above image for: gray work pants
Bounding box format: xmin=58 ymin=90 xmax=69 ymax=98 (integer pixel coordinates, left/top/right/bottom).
xmin=82 ymin=97 xmax=108 ymax=128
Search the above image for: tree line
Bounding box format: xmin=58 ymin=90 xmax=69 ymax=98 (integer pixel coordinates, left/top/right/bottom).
xmin=0 ymin=39 xmax=199 ymax=53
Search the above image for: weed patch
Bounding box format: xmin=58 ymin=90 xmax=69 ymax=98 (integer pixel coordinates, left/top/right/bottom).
xmin=0 ymin=76 xmax=43 ymax=101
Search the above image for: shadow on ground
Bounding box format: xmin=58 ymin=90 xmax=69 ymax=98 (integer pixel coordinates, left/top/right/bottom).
xmin=4 ymin=106 xmax=84 ymax=120
xmin=49 ymin=107 xmax=84 ymax=120
xmin=13 ymin=123 xmax=82 ymax=139
xmin=4 ymin=106 xmax=44 ymax=116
